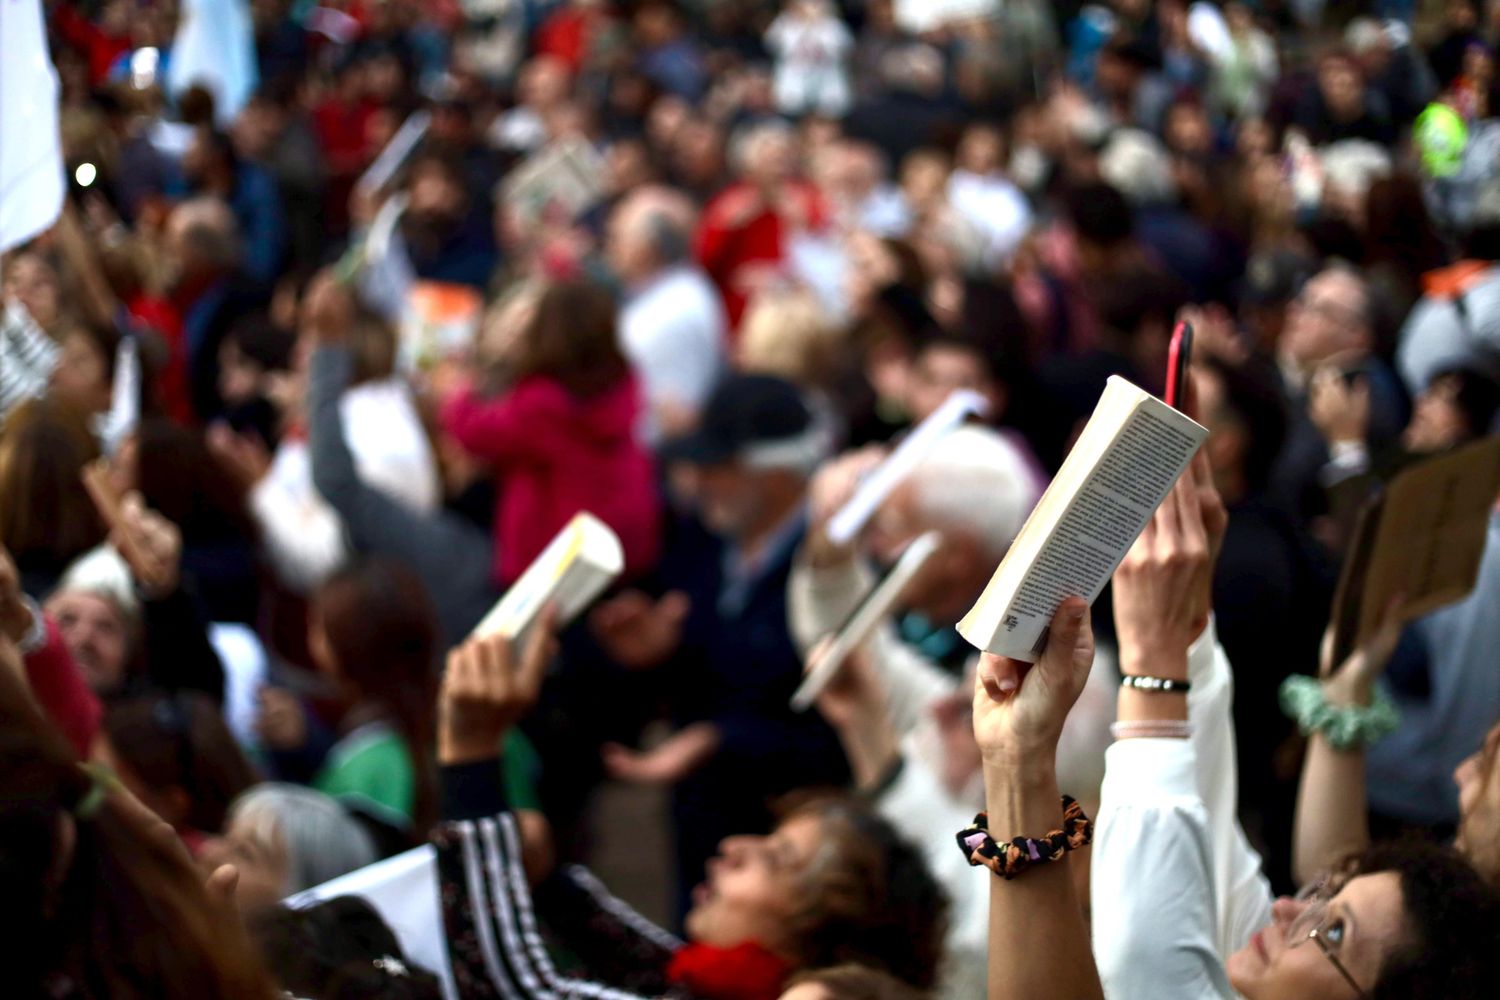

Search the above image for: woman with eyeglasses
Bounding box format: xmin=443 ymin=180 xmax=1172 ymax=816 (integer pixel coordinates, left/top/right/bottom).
xmin=968 ymin=456 xmax=1500 ymax=1000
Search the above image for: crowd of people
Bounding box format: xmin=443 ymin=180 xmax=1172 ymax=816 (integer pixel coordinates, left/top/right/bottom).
xmin=5 ymin=0 xmax=1500 ymax=997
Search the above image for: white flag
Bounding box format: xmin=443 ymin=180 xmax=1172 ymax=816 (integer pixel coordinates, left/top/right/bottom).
xmin=0 ymin=0 xmax=65 ymax=254
xmin=167 ymin=0 xmax=259 ymax=126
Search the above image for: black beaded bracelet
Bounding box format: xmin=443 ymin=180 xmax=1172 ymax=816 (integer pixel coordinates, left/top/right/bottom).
xmin=1120 ymin=675 xmax=1191 ymax=694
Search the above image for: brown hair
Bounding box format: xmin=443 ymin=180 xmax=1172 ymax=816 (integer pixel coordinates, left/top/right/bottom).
xmin=0 ymin=656 xmax=279 ymax=998
xmin=314 ymin=558 xmax=440 ymax=834
xmin=786 ymin=964 xmax=929 ymax=1000
xmin=103 ymin=693 xmax=260 ymax=834
xmin=347 ymin=303 xmax=398 ymax=386
xmin=512 ymin=279 xmax=630 ymax=398
xmin=132 ymin=418 xmax=257 ymax=544
xmin=0 ymin=397 xmax=107 ymax=574
xmin=779 ymin=797 xmax=948 ymax=990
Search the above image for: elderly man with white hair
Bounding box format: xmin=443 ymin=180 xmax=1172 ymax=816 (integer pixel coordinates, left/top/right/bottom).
xmin=607 ymin=185 xmax=727 ymax=443
xmin=787 ymin=425 xmax=1116 ymax=1000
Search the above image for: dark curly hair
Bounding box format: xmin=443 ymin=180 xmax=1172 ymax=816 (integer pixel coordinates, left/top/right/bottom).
xmin=1337 ymin=840 xmax=1500 ymax=1000
xmin=779 ymin=797 xmax=949 ymax=990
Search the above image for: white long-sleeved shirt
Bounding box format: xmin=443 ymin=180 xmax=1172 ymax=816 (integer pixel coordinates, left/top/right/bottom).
xmin=251 ymin=377 xmax=439 ymax=593
xmin=1092 ymin=621 xmax=1274 ymax=1000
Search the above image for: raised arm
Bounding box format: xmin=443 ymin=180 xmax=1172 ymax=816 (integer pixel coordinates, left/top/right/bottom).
xmin=972 ymin=599 xmax=1104 ymax=1000
xmin=1291 ymin=606 xmax=1404 ymax=887
xmin=1093 ymin=455 xmax=1268 ymax=1000
xmin=434 ymin=619 xmax=676 ymax=999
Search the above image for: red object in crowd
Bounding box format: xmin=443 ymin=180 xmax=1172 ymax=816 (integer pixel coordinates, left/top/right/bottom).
xmin=125 ymin=293 xmax=195 ymax=425
xmin=664 ymin=941 xmax=794 ymax=1000
xmin=439 ymin=374 xmax=661 ymax=586
xmin=23 ymin=618 xmax=103 ymax=760
xmin=52 ymin=2 xmax=132 ymax=88
xmin=694 ymin=180 xmax=828 ymax=330
xmin=534 ymin=5 xmax=612 ymax=73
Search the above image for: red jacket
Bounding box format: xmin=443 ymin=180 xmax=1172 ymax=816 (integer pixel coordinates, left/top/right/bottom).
xmin=441 ymin=374 xmax=661 ymax=585
xmin=24 ymin=618 xmax=103 ymax=759
xmin=695 ymin=180 xmax=827 ymax=329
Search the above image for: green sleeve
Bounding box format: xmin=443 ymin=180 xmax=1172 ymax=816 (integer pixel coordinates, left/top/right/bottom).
xmin=501 ymin=729 xmax=542 ymax=811
xmin=315 ymin=733 xmax=415 ymax=823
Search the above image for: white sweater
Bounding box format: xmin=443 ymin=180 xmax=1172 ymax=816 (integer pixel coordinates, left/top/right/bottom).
xmin=1091 ymin=620 xmax=1274 ymax=1000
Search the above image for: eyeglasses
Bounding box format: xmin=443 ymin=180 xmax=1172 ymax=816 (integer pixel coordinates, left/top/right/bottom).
xmin=1290 ymin=882 xmax=1368 ymax=1000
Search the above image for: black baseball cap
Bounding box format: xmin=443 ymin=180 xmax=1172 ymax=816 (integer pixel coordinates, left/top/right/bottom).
xmin=660 ymin=374 xmax=814 ymax=465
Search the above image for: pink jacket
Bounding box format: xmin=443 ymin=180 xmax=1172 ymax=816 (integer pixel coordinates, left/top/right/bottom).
xmin=441 ymin=375 xmax=661 ymax=585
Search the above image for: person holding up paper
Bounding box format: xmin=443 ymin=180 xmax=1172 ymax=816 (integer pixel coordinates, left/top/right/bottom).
xmin=788 ymin=426 xmax=1104 ymax=1000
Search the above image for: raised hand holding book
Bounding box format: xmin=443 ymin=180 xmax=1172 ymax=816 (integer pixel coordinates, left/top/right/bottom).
xmin=470 ymin=513 xmax=624 ymax=646
xmin=791 ymin=530 xmax=943 ymax=711
xmin=958 ymin=376 xmax=1208 ymax=661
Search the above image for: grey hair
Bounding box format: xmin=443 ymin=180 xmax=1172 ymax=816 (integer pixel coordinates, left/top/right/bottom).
xmin=644 ymin=207 xmax=690 ymax=264
xmin=906 ymin=426 xmax=1037 ymax=559
xmin=173 ymin=196 xmax=242 ymax=271
xmin=229 ymin=784 xmax=378 ymax=895
xmin=1099 ymin=129 xmax=1176 ymax=206
xmin=730 ymin=120 xmax=794 ymax=176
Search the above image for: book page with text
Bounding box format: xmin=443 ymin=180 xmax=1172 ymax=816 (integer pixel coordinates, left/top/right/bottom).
xmin=971 ymin=400 xmax=1205 ymax=660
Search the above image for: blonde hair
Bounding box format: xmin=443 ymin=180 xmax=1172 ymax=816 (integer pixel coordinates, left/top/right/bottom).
xmin=737 ymin=290 xmax=844 ymax=390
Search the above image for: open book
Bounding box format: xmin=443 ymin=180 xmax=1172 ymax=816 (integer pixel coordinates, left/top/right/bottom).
xmin=471 ymin=513 xmax=624 ymax=645
xmin=958 ymin=376 xmax=1208 ymax=661
xmin=1328 ymin=435 xmax=1500 ymax=666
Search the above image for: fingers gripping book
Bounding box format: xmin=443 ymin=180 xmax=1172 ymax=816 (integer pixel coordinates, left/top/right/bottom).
xmin=958 ymin=376 xmax=1208 ymax=661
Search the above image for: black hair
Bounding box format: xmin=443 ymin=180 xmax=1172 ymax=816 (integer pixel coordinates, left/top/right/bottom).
xmin=1065 ymin=181 xmax=1134 ymax=248
xmin=227 ymin=315 xmax=297 ymax=373
xmin=1094 ymin=267 xmax=1191 ymax=346
xmin=1346 ymin=841 xmax=1500 ymax=1000
xmin=1431 ymin=364 xmax=1500 ymax=438
xmin=1199 ymin=355 xmax=1288 ymax=496
xmin=249 ymin=898 xmax=443 ymax=1000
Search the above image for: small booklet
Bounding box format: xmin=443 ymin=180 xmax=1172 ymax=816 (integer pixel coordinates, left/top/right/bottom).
xmin=790 ymin=531 xmax=943 ymax=712
xmin=826 ymin=389 xmax=988 ymax=546
xmin=1327 ymin=435 xmax=1500 ymax=666
xmin=958 ymin=376 xmax=1208 ymax=661
xmin=471 ymin=512 xmax=624 ymax=645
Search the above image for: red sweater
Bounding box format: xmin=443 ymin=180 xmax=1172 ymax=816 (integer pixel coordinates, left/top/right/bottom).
xmin=694 ymin=180 xmax=827 ymax=329
xmin=24 ymin=618 xmax=103 ymax=759
xmin=440 ymin=375 xmax=661 ymax=585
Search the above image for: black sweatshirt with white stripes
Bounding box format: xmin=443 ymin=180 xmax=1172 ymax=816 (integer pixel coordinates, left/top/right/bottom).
xmin=435 ymin=760 xmax=695 ymax=1000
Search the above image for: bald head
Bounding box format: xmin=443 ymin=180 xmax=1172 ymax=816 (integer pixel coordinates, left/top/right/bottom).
xmin=607 ymin=186 xmax=698 ymax=284
xmin=166 ymin=197 xmax=241 ymax=282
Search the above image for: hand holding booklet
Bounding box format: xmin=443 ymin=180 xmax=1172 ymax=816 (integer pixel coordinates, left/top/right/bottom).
xmin=791 ymin=531 xmax=943 ymax=711
xmin=958 ymin=376 xmax=1208 ymax=661
xmin=470 ymin=512 xmax=624 ymax=646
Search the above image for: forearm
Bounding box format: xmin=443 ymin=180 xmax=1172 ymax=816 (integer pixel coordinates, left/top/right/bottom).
xmin=833 ymin=710 xmax=899 ymax=791
xmin=983 ymin=764 xmax=1103 ymax=1000
xmin=1293 ymin=732 xmax=1369 ymax=886
xmin=1292 ymin=675 xmax=1375 ymax=886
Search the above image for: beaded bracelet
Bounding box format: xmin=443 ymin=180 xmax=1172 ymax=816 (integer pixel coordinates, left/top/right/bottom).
xmin=1278 ymin=675 xmax=1400 ymax=751
xmin=1120 ymin=675 xmax=1192 ymax=694
xmin=955 ymin=796 xmax=1093 ymax=881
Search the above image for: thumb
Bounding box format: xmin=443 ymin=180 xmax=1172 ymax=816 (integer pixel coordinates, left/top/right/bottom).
xmin=978 ymin=653 xmax=1023 ymax=701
